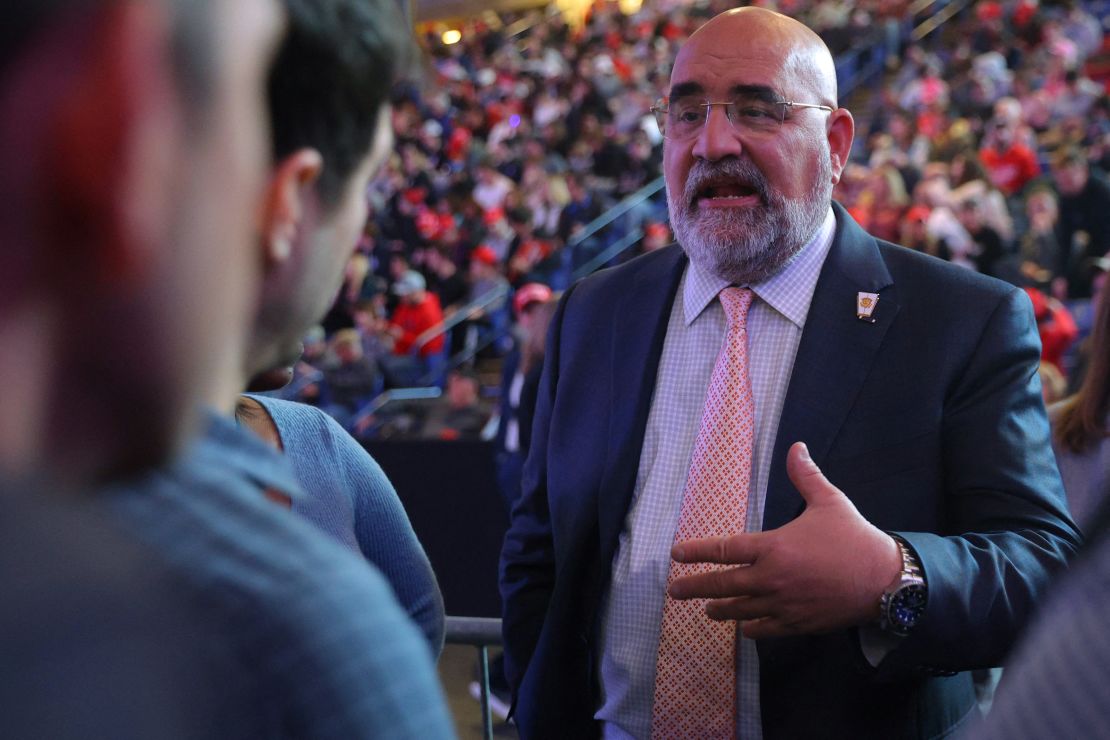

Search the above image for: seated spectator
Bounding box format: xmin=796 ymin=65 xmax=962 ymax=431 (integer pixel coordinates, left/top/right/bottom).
xmin=507 ymin=221 xmax=555 ymax=286
xmin=1052 ymin=147 xmax=1110 ymax=299
xmin=323 ymin=329 xmax=382 ymax=423
xmin=389 ymin=270 xmax=446 ymax=357
xmin=899 ymin=204 xmax=943 ymax=257
xmin=351 ymin=295 xmax=394 ymax=364
xmin=461 ymin=244 xmax=511 ymax=357
xmin=1015 ymin=186 xmax=1064 ymax=292
xmin=915 ymin=174 xmax=975 ymax=267
xmin=979 ymin=113 xmax=1040 ymax=197
xmin=956 ymin=198 xmax=1008 ymax=277
xmin=949 ymin=149 xmax=1013 ymax=243
xmin=420 ymin=369 xmax=490 ymax=441
xmin=384 ymin=270 xmax=446 ymax=387
xmin=424 ymin=246 xmax=469 ymax=314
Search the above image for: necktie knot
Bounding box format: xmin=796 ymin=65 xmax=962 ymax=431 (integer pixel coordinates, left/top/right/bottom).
xmin=719 ymin=287 xmax=754 ymax=331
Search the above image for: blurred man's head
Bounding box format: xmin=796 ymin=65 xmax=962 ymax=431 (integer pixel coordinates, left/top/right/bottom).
xmin=1051 ymin=148 xmax=1090 ymax=197
xmin=393 ymin=270 xmax=428 ymax=305
xmin=249 ymin=0 xmax=415 ymax=385
xmin=956 ymin=199 xmax=983 ymax=232
xmin=446 ymin=369 xmax=480 ymax=410
xmin=331 ymin=329 xmax=364 ymax=365
xmin=470 ymin=244 xmax=500 ymax=279
xmin=1 ymin=0 xmax=282 ymax=482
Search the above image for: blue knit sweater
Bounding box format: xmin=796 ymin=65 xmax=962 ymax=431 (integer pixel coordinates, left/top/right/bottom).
xmin=247 ymin=395 xmax=445 ymax=654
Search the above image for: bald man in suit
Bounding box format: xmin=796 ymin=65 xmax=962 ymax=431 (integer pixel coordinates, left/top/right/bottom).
xmin=500 ymin=8 xmax=1080 ymax=739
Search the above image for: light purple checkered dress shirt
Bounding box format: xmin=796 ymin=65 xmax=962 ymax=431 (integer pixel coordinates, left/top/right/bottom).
xmin=595 ymin=208 xmax=836 ymax=740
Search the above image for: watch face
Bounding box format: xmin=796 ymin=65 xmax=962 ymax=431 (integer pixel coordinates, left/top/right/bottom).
xmin=891 ymin=584 xmax=928 ymax=628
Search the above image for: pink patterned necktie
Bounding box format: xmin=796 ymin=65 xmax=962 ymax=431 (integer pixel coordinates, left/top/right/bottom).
xmin=652 ymin=287 xmax=755 ymax=740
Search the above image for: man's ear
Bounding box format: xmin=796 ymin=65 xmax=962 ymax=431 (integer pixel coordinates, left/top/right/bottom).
xmin=826 ymin=107 xmax=855 ymax=185
xmin=259 ymin=149 xmax=323 ymax=266
xmin=47 ymin=1 xmax=181 ymax=286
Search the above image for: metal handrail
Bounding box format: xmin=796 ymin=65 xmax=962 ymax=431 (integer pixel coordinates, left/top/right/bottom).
xmin=566 ymin=175 xmax=665 ymax=251
xmin=350 ymin=386 xmax=441 ymax=433
xmin=446 ymin=616 xmax=503 ymax=740
xmin=912 ymin=0 xmax=972 ymax=40
xmin=571 ymin=226 xmax=645 ymax=282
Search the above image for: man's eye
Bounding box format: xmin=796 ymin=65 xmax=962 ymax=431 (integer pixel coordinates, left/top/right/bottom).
xmin=674 ymin=107 xmax=703 ymax=123
xmin=736 ymin=105 xmax=777 ymax=119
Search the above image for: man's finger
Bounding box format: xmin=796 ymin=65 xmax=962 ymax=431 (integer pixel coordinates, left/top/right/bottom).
xmin=703 ymin=595 xmax=775 ymax=622
xmin=672 ymin=532 xmax=765 ymax=565
xmin=785 ymin=441 xmax=843 ymax=507
xmin=667 ymin=564 xmax=770 ymax=600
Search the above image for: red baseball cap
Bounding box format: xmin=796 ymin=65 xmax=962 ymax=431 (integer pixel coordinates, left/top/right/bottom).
xmin=513 ymin=282 xmax=553 ymax=316
xmin=471 ymin=244 xmax=499 ymax=266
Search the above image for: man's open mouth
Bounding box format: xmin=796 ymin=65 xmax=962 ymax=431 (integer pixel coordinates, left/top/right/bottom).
xmin=693 ymin=180 xmax=763 ymax=205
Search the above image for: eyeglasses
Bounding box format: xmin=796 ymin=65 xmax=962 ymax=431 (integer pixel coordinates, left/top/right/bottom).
xmin=651 ymin=94 xmax=833 ymax=140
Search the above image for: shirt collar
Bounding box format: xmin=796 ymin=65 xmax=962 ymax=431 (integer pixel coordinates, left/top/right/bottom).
xmin=683 ymin=206 xmax=836 ymax=328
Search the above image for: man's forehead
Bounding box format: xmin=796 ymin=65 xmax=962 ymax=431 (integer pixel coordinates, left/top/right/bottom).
xmin=668 ymin=46 xmax=791 ymax=98
xmin=669 ymin=11 xmax=835 ymax=102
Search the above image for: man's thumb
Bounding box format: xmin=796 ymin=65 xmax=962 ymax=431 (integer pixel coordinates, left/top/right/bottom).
xmin=786 ymin=442 xmax=839 ymax=506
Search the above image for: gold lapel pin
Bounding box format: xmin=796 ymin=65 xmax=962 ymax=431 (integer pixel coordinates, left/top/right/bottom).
xmin=857 ymin=292 xmax=879 ymax=323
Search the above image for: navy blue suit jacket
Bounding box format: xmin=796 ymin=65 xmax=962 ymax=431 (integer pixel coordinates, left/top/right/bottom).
xmin=500 ymin=205 xmax=1080 ymax=739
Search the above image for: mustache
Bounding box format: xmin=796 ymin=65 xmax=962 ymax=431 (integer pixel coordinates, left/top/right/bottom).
xmin=683 ymin=158 xmax=769 ymax=207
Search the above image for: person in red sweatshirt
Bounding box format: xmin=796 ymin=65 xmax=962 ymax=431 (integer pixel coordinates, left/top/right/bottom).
xmin=389 ymin=270 xmax=445 ymax=359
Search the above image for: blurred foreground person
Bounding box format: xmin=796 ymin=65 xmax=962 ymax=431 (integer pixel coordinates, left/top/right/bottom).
xmin=237 ymin=0 xmax=446 ymax=655
xmin=967 ymin=287 xmax=1110 ymax=736
xmin=501 ymin=7 xmax=1078 ymax=739
xmin=1 ymin=0 xmax=284 ymax=735
xmin=101 ymin=0 xmax=455 ymax=737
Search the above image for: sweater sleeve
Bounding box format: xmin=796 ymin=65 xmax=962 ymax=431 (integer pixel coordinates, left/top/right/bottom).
xmin=247 ymin=396 xmax=446 ymax=655
xmin=330 ymin=416 xmax=446 ymax=655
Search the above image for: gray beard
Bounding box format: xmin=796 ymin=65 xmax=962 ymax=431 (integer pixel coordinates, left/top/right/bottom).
xmin=667 ymin=156 xmax=831 ymax=284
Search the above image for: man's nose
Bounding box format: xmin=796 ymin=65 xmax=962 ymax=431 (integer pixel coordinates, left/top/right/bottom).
xmin=692 ymin=104 xmax=743 ymax=161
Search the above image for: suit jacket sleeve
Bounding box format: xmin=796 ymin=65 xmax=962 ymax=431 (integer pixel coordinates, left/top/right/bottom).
xmin=879 ymin=285 xmax=1081 ymax=675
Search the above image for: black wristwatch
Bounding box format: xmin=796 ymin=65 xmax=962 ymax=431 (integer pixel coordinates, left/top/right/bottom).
xmin=878 ymin=535 xmax=927 ymax=637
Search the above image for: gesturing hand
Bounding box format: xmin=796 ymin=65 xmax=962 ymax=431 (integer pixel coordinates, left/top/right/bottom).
xmin=668 ymin=442 xmax=903 ymax=639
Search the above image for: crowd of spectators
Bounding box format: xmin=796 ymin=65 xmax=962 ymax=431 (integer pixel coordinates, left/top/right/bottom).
xmin=271 ymin=0 xmax=1108 ymax=436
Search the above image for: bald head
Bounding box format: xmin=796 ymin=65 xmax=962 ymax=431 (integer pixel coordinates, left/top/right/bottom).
xmin=676 ymin=7 xmax=839 ymax=109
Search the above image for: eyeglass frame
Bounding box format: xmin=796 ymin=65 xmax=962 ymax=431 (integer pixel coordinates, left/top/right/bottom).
xmin=650 ymin=96 xmax=834 ymax=140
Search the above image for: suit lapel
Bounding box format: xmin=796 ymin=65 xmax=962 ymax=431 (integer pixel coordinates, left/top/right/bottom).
xmin=763 ymin=204 xmax=899 ymax=531
xmin=596 ymin=247 xmax=687 ymax=570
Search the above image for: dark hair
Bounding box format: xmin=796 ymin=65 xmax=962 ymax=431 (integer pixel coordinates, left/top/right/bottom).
xmin=1052 ymin=146 xmax=1088 ymax=170
xmin=1055 ymin=291 xmax=1110 ymax=453
xmin=5 ymin=1 xmax=214 ymax=109
xmin=267 ymin=0 xmax=417 ymax=207
xmin=3 ymin=2 xmax=85 ymax=74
